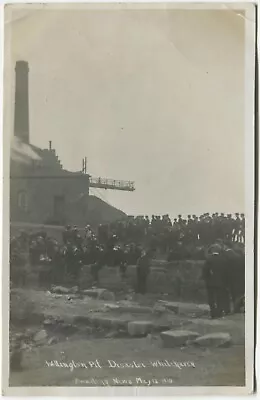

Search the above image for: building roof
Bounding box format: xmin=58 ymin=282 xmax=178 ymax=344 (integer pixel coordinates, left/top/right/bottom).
xmin=11 ymin=137 xmax=42 ymax=165
xmin=87 ymin=195 xmax=126 ymax=225
xmin=11 ymin=137 xmax=90 ymax=178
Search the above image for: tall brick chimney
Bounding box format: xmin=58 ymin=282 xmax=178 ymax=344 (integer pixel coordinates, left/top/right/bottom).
xmin=14 ymin=61 xmax=29 ymax=144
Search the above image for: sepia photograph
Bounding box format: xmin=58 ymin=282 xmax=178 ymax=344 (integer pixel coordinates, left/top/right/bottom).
xmin=2 ymin=2 xmax=256 ymax=396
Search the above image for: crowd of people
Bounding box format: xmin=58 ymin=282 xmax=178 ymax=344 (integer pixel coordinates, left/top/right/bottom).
xmin=10 ymin=211 xmax=245 ymax=319
xmin=10 ymin=226 xmax=143 ymax=284
xmin=97 ymin=212 xmax=245 ymax=260
xmin=105 ymin=212 xmax=245 ymax=247
xmin=11 ymin=212 xmax=245 ymax=270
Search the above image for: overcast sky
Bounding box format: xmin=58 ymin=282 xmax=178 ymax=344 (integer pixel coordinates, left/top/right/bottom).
xmin=8 ymin=6 xmax=245 ymax=217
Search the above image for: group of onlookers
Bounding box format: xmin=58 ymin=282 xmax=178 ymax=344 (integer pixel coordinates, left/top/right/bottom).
xmin=10 ymin=212 xmax=245 ymax=319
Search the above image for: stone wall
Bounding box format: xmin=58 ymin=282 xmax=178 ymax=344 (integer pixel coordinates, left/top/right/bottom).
xmin=11 ymin=222 xmax=68 ymax=242
xmin=80 ymin=260 xmax=206 ymax=303
xmin=11 ymin=256 xmax=207 ymax=303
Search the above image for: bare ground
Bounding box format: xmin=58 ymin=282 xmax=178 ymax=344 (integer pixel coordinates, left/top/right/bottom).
xmin=9 ymin=288 xmax=245 ymax=387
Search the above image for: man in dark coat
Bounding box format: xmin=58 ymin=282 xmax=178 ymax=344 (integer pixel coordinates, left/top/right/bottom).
xmin=202 ymin=244 xmax=229 ymax=318
xmin=223 ymin=245 xmax=245 ymax=313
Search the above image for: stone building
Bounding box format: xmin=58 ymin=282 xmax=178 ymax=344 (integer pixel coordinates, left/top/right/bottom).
xmin=10 ymin=60 xmax=90 ymax=226
xmin=10 ymin=140 xmax=90 ymax=226
xmin=10 ymin=61 xmax=129 ymax=227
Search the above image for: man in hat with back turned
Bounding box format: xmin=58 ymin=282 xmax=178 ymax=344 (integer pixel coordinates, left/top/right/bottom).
xmin=136 ymin=249 xmax=154 ymax=295
xmin=202 ymin=243 xmax=229 ymax=318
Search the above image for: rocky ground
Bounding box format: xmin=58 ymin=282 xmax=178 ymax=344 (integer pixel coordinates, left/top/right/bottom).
xmin=9 ymin=286 xmax=245 ymax=387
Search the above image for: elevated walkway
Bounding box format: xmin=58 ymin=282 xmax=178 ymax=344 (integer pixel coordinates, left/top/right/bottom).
xmin=89 ymin=177 xmax=135 ymax=191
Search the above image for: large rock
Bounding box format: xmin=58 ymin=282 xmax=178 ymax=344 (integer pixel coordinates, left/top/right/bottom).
xmin=51 ymin=286 xmax=70 ymax=294
xmin=158 ymin=301 xmax=210 ymax=316
xmin=158 ymin=301 xmax=179 ymax=314
xmin=128 ymin=321 xmax=153 ymax=337
xmin=83 ymin=289 xmax=115 ymax=302
xmin=152 ymin=304 xmax=167 ymax=315
xmin=160 ymin=330 xmax=200 ymax=347
xmin=192 ymin=333 xmax=232 ymax=348
xmin=33 ymin=329 xmax=48 ymax=344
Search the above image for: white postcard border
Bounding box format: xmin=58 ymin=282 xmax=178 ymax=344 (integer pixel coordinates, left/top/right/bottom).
xmin=1 ymin=1 xmax=256 ymax=397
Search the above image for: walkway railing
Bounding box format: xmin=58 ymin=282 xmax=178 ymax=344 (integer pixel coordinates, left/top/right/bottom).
xmin=89 ymin=177 xmax=135 ymax=191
